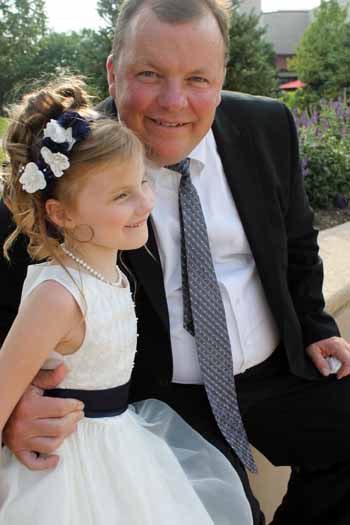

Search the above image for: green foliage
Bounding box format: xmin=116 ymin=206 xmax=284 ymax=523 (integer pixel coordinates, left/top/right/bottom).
xmin=27 ymin=29 xmax=111 ymax=100
xmin=295 ymin=97 xmax=350 ymax=208
xmin=290 ymin=0 xmax=350 ymax=101
xmin=0 ymin=117 xmax=8 ymax=137
xmin=97 ymin=0 xmax=121 ymax=36
xmin=0 ymin=0 xmax=47 ymax=110
xmin=0 ymin=118 xmax=8 ymax=176
xmin=224 ymin=7 xmax=278 ymax=96
xmin=279 ymin=88 xmax=320 ymax=113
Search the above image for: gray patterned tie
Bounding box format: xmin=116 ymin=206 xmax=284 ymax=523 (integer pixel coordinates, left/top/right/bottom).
xmin=168 ymin=158 xmax=256 ymax=473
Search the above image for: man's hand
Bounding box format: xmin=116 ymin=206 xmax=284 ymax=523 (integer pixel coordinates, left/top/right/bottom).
xmin=306 ymin=336 xmax=350 ymax=379
xmin=3 ymin=363 xmax=84 ymax=471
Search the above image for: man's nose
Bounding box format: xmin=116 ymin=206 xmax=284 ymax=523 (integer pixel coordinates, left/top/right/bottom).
xmin=157 ymin=81 xmax=188 ymax=111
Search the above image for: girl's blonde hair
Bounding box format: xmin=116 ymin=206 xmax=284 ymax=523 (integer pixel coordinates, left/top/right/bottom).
xmin=2 ymin=77 xmax=143 ymax=262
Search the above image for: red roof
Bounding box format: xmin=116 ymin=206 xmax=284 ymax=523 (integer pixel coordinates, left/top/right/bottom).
xmin=280 ymin=79 xmax=306 ymax=90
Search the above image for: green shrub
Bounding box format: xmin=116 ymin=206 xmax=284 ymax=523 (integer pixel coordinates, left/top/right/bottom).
xmin=0 ymin=117 xmax=8 ymax=138
xmin=294 ymin=97 xmax=350 ymax=208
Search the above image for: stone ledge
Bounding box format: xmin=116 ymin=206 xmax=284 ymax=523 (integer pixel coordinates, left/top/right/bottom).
xmin=319 ymin=222 xmax=350 ymax=329
xmin=249 ymin=222 xmax=350 ymax=524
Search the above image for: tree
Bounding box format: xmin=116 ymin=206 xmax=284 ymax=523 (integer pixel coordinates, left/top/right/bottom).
xmin=289 ymin=0 xmax=350 ymax=100
xmin=224 ymin=7 xmax=278 ymax=96
xmin=0 ymin=0 xmax=47 ymax=111
xmin=97 ymin=0 xmax=122 ymax=36
xmin=73 ymin=28 xmax=112 ymax=99
xmin=26 ymin=29 xmax=111 ymax=100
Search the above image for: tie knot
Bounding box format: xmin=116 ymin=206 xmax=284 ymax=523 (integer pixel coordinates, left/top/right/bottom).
xmin=166 ymin=158 xmax=190 ymax=177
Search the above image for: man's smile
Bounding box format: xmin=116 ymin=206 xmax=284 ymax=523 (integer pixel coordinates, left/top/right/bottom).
xmin=147 ymin=117 xmax=190 ymax=128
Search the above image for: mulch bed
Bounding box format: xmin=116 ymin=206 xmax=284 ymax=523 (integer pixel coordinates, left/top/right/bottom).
xmin=314 ymin=209 xmax=350 ymax=231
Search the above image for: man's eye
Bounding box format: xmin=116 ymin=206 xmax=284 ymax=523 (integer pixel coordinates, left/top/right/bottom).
xmin=138 ymin=71 xmax=158 ymax=79
xmin=190 ymin=76 xmax=208 ymax=84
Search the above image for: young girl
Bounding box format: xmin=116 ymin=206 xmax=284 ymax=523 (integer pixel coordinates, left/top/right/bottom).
xmin=0 ymin=79 xmax=253 ymax=524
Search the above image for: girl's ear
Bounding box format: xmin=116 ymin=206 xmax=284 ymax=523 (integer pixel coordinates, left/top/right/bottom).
xmin=45 ymin=199 xmax=75 ymax=230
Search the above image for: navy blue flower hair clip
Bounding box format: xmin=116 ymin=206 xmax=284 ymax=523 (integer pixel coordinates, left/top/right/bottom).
xmin=19 ymin=111 xmax=91 ymax=194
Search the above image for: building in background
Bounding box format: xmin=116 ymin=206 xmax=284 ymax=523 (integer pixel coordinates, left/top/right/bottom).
xmin=236 ymin=1 xmax=348 ymax=86
xmin=262 ymin=10 xmax=312 ymax=84
xmin=239 ymin=0 xmax=261 ymax=14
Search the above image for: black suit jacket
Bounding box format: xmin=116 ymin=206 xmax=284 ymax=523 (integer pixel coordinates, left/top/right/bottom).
xmin=0 ymin=91 xmax=339 ymax=402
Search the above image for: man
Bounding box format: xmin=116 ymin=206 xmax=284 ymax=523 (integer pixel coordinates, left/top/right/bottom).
xmin=2 ymin=0 xmax=350 ymax=523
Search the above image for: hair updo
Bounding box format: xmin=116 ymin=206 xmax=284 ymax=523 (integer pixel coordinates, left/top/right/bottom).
xmin=2 ymin=77 xmax=143 ymax=262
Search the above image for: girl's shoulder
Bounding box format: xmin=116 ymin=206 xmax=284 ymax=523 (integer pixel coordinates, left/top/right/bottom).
xmin=20 ymin=272 xmax=82 ymax=321
xmin=22 ymin=263 xmax=85 ymax=312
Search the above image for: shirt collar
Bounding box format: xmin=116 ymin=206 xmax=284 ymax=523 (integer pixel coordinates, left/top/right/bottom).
xmin=187 ymin=130 xmax=212 ymax=175
xmin=146 ymin=130 xmax=212 ymax=176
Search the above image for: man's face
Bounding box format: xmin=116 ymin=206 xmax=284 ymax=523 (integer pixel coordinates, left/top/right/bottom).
xmin=108 ymin=8 xmax=226 ymax=166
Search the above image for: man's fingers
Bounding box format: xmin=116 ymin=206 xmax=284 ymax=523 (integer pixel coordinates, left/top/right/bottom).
xmin=334 ymin=347 xmax=350 ymax=379
xmin=17 ymin=395 xmax=84 ymax=419
xmin=306 ymin=337 xmax=350 ymax=379
xmin=15 ymin=450 xmax=60 ymax=471
xmin=30 ymin=410 xmax=85 ymax=438
xmin=337 ymin=363 xmax=350 ymax=380
xmin=32 ymin=363 xmax=68 ymax=389
xmin=39 ymin=398 xmax=84 ymax=419
xmin=27 ymin=412 xmax=83 ymax=454
xmin=307 ymin=346 xmax=331 ymax=376
xmin=28 ymin=436 xmax=65 ymax=454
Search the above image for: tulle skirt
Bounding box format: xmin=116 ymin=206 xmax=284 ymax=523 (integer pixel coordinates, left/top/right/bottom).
xmin=0 ymin=399 xmax=253 ymax=524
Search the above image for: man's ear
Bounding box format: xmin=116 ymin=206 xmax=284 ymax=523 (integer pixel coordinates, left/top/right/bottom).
xmin=106 ymin=55 xmax=116 ymax=99
xmin=216 ymin=67 xmax=226 ymax=107
xmin=45 ymin=199 xmax=74 ymax=230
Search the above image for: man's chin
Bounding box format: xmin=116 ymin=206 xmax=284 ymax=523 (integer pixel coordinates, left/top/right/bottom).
xmin=144 ymin=143 xmax=192 ymax=167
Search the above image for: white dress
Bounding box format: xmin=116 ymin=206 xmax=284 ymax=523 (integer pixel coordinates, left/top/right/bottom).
xmin=0 ymin=263 xmax=253 ymax=525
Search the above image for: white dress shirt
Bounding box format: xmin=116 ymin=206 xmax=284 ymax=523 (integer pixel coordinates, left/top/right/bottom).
xmin=147 ymin=130 xmax=279 ymax=384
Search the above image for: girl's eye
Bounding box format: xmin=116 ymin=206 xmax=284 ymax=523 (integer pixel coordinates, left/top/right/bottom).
xmin=114 ymin=193 xmax=128 ymax=201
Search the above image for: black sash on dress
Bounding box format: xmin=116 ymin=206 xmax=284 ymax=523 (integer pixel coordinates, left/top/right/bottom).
xmin=44 ymin=381 xmax=130 ymax=418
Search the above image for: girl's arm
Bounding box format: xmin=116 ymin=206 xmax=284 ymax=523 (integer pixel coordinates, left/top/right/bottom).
xmin=0 ymin=280 xmax=82 ymax=433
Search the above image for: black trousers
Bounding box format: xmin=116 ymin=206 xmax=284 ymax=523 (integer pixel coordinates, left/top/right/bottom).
xmin=152 ymin=348 xmax=350 ymax=525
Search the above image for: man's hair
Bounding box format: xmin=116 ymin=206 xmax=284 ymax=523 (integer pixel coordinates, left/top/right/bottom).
xmin=112 ymin=0 xmax=232 ymax=66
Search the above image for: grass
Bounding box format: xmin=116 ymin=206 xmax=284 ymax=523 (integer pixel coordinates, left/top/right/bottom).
xmin=0 ymin=117 xmax=8 ymax=166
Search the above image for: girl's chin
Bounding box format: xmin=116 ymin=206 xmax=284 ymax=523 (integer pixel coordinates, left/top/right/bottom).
xmin=121 ymin=231 xmax=149 ymax=250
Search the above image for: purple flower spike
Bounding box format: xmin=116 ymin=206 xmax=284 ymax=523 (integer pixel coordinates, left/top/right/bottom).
xmin=301 ymin=158 xmax=308 ymax=177
xmin=336 ymin=193 xmax=348 ymax=209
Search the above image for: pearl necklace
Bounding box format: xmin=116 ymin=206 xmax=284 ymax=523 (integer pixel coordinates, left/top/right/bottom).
xmin=61 ymin=246 xmax=123 ymax=287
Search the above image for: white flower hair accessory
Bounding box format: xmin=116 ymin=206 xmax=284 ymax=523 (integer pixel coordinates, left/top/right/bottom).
xmin=19 ymin=163 xmax=47 ymax=193
xmin=40 ymin=146 xmax=70 ymax=178
xmin=43 ymin=120 xmax=76 ymax=151
xmin=19 ymin=111 xmax=91 ymax=194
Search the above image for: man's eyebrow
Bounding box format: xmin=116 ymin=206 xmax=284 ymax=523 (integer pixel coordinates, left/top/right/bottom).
xmin=132 ymin=58 xmax=157 ymax=67
xmin=133 ymin=61 xmax=209 ymax=76
xmin=188 ymin=68 xmax=209 ymax=75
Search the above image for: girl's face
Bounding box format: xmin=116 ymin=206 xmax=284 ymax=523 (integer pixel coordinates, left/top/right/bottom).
xmin=64 ymin=153 xmax=154 ymax=252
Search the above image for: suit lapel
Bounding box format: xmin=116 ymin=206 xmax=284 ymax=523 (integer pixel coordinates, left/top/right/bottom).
xmin=125 ymin=220 xmax=170 ymax=331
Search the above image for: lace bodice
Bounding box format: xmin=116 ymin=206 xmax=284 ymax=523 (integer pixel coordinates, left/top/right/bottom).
xmin=22 ymin=263 xmax=137 ymax=390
